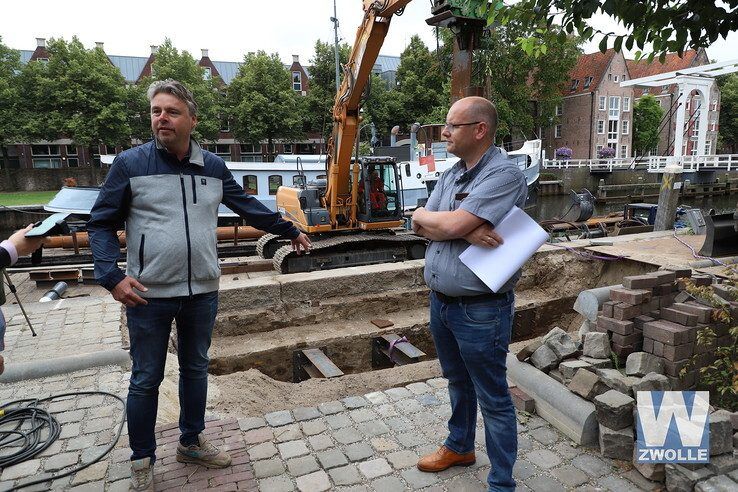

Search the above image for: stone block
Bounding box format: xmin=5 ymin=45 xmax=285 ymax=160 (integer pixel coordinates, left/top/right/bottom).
xmin=510 ymin=387 xmax=535 ymax=413
xmin=602 ymin=301 xmax=616 ymax=318
xmin=695 ymin=474 xmax=738 ymax=492
xmin=653 ymin=283 xmax=676 ymax=296
xmin=660 ymin=293 xmax=677 ymax=308
xmin=598 ymin=316 xmax=634 ymax=335
xmin=578 ymin=318 xmax=595 ymax=342
xmin=632 ymin=448 xmax=665 ymax=482
xmin=599 ymin=424 xmax=634 ymax=459
xmin=597 ymin=368 xmax=639 ymax=396
xmin=559 ymin=359 xmax=592 ymax=379
xmin=549 ymin=369 xmax=566 ymax=384
xmin=663 ymin=342 xmax=695 ymax=362
xmin=583 ymin=332 xmax=611 ymax=359
xmin=610 ymin=287 xmax=652 ymax=305
xmin=594 ymin=390 xmax=635 ymax=430
xmin=672 ymin=302 xmax=715 ymax=324
xmin=691 ymin=274 xmax=713 ymax=286
xmin=665 ymin=464 xmax=715 ymax=492
xmin=613 ymin=303 xmax=644 ymax=321
xmin=633 ymin=315 xmax=655 ymax=331
xmin=643 ymin=320 xmax=695 ymax=345
xmin=660 ymin=265 xmax=692 ymax=278
xmin=612 ymin=331 xmax=643 ymax=347
xmin=705 ymin=452 xmax=738 ymax=475
xmin=661 ymin=307 xmax=698 ymax=326
xmin=651 ymin=270 xmax=677 ymax=284
xmin=632 ymin=372 xmax=671 ymax=394
xmin=625 ymin=352 xmax=665 ymax=376
xmin=542 ymin=326 xmax=568 ymax=342
xmin=545 ymin=330 xmax=580 ymax=360
xmin=623 ymin=275 xmax=659 ymax=289
xmin=643 ymin=337 xmax=654 ymax=353
xmin=611 ymin=343 xmax=640 ymax=359
xmin=731 ymin=412 xmax=738 ymax=431
xmin=568 ymin=368 xmax=608 ymax=401
xmin=578 ymin=356 xmax=612 ymax=369
xmin=710 ymin=410 xmax=734 ymax=456
xmin=530 ymin=344 xmax=559 ymax=372
xmin=662 ymin=358 xmax=690 ymax=378
xmin=516 ymin=339 xmax=542 ymax=362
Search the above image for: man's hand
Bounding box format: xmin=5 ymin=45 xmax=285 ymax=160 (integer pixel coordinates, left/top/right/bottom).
xmin=111 ymin=276 xmax=148 ymax=307
xmin=9 ymin=224 xmax=44 ymax=256
xmin=464 ymin=223 xmax=503 ymax=248
xmin=291 ymin=233 xmax=312 ymax=255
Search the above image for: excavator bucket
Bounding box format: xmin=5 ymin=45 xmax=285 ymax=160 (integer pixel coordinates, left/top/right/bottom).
xmin=698 ymin=205 xmax=738 ymax=257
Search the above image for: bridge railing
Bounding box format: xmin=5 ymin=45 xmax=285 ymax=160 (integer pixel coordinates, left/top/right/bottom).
xmin=647 ymin=154 xmax=738 ymax=172
xmin=542 ymin=158 xmax=636 ymax=171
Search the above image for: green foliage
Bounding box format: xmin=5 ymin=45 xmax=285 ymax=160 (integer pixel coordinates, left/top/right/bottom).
xmin=717 ymin=74 xmax=738 ymax=153
xmin=302 ymin=40 xmax=350 ymax=138
xmin=227 ymin=51 xmax=303 ymax=150
xmin=0 ymin=36 xmax=26 ymax=168
xmin=141 ymin=39 xmax=224 ymax=142
xmin=363 ymin=75 xmax=403 ymax=141
xmin=485 ymin=1 xmax=738 ymax=61
xmin=633 ymin=95 xmax=664 ymax=156
xmin=16 ymin=37 xmax=130 ymax=163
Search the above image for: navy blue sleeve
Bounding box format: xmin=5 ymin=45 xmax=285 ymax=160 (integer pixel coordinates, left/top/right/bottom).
xmin=220 ymin=165 xmax=300 ymax=239
xmin=0 ymin=247 xmax=10 ymax=269
xmin=87 ymin=155 xmax=131 ymax=291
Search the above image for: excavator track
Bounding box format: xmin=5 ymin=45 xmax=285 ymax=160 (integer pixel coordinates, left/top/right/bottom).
xmin=255 ymin=233 xmax=290 ymax=259
xmin=272 ymin=233 xmax=427 ymax=274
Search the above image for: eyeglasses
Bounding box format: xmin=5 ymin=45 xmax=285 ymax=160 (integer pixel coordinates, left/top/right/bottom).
xmin=443 ymin=121 xmax=481 ymax=131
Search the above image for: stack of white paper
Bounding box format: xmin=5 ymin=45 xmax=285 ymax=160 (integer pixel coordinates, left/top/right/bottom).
xmin=459 ymin=206 xmax=549 ymax=292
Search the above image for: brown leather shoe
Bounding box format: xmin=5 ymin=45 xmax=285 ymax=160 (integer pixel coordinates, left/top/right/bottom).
xmin=416 ymin=445 xmax=476 ymax=472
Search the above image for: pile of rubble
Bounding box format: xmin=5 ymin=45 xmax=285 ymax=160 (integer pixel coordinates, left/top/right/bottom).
xmin=515 ymin=267 xmax=738 ymax=489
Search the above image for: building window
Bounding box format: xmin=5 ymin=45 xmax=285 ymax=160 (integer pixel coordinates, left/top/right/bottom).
xmin=620 ymin=145 xmax=628 ymax=158
xmin=36 ymin=57 xmax=49 ymax=64
xmin=622 ymin=75 xmax=627 ymax=81
xmin=283 ymin=143 xmax=293 ymax=154
xmin=203 ymin=67 xmax=212 ymax=80
xmin=220 ymin=115 xmax=230 ymax=133
xmin=709 ymin=120 xmax=717 ymax=132
xmin=555 ymin=125 xmax=562 ymax=138
xmin=686 ymin=98 xmax=691 ymax=110
xmin=608 ymin=120 xmax=619 ymax=141
xmin=268 ymin=175 xmax=283 ymax=195
xmin=570 ymin=79 xmax=579 ymax=91
xmin=692 ymin=118 xmax=699 ymax=137
xmin=243 ymin=175 xmax=258 ymax=195
xmin=623 ymin=97 xmax=630 ymax=112
xmin=643 ymin=88 xmax=649 ymax=95
xmin=66 ymin=145 xmax=78 ymax=156
xmin=608 ymin=74 xmax=612 ymax=81
xmin=608 ymin=96 xmax=620 ymax=118
xmin=555 ymin=105 xmax=563 ymax=116
xmin=599 ymin=96 xmax=606 ymax=110
xmin=240 ymin=143 xmax=260 ymax=162
xmin=622 ymin=120 xmax=629 ymax=135
xmin=597 ymin=120 xmax=605 ymax=134
xmin=705 ymin=141 xmax=711 ymax=154
xmin=584 ymin=76 xmax=593 ymax=88
xmin=710 ymin=100 xmax=718 ymax=111
xmin=596 ymin=144 xmax=603 ymax=153
xmin=292 ymin=71 xmax=302 ymax=91
xmin=614 ymin=75 xmax=619 ymax=82
xmin=662 ymin=85 xmax=669 ymax=93
xmin=32 ymin=144 xmax=62 ymax=168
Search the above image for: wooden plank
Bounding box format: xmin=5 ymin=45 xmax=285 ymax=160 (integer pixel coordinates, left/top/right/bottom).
xmin=301 ymin=348 xmax=343 ymax=378
xmin=380 ymin=334 xmax=425 ymax=359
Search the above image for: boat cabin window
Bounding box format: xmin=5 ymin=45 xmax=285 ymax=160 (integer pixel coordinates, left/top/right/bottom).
xmin=243 ymin=175 xmax=258 ymax=195
xmin=405 ymin=163 xmax=411 ymax=177
xmin=293 ymin=175 xmax=306 ymax=187
xmin=317 ymin=174 xmax=327 ymax=180
xmin=268 ymin=175 xmax=283 ymax=195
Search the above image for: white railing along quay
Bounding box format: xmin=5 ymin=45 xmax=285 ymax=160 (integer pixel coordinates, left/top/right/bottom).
xmin=543 ymin=158 xmax=638 ymax=172
xmin=647 ymin=154 xmax=738 ymax=173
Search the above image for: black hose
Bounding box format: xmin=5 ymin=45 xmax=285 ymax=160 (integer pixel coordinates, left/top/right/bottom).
xmin=0 ymin=391 xmax=126 ymax=491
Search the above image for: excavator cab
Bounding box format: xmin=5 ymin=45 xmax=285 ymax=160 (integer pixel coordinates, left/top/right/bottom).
xmin=356 ymin=157 xmax=403 ymax=223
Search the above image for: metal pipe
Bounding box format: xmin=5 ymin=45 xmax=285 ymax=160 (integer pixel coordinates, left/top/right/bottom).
xmin=40 ymin=282 xmax=67 ymax=303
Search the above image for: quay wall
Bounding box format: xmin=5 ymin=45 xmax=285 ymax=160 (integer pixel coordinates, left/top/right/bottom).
xmin=0 ymin=167 xmax=106 ymax=192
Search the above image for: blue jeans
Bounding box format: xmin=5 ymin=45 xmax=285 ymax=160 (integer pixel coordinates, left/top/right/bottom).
xmin=429 ymin=291 xmax=517 ymax=492
xmin=126 ymin=291 xmax=218 ymax=462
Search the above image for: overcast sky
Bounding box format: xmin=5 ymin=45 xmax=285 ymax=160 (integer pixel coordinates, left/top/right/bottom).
xmin=2 ymin=0 xmax=736 ymax=66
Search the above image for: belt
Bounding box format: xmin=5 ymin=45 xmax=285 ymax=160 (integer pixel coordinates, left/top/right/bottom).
xmin=432 ymin=290 xmax=508 ymax=304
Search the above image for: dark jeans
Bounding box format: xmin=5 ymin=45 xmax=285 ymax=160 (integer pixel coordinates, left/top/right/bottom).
xmin=126 ymin=291 xmax=218 ymax=462
xmin=429 ymin=291 xmax=517 ymax=492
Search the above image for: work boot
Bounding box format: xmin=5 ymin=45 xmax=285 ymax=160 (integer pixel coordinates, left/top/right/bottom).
xmin=130 ymin=457 xmax=154 ymax=491
xmin=176 ymin=433 xmax=232 ymax=468
xmin=417 ymin=445 xmax=475 ymax=472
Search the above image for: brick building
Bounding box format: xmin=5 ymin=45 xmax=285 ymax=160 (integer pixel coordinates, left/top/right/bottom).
xmin=542 ymin=48 xmax=719 ymax=160
xmin=5 ymin=38 xmax=401 ymax=170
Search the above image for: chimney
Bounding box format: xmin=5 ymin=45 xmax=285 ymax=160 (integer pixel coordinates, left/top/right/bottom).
xmin=95 ymin=41 xmax=104 ymax=50
xmin=292 ymin=55 xmax=299 ymax=64
xmin=36 ymin=38 xmax=46 ymax=48
xmin=201 ymin=49 xmax=209 ymax=58
xmin=150 ymin=45 xmax=158 ymax=55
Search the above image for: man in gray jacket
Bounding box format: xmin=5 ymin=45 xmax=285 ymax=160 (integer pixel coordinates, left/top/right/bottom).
xmin=88 ymin=79 xmax=310 ymax=491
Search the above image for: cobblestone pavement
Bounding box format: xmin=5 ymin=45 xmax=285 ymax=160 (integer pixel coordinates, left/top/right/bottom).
xmin=1 ymin=295 xmax=122 ymax=364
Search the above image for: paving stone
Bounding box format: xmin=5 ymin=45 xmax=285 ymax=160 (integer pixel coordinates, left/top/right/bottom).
xmin=427 ymin=377 xmax=448 ymax=389
xmin=253 ymin=458 xmax=286 ymax=479
xmin=529 ymin=426 xmax=560 ymax=445
xmin=559 ymin=359 xmax=592 ymax=379
xmin=626 ymin=352 xmax=665 ymax=376
xmin=248 ymin=442 xmax=278 ymax=460
xmin=525 ymin=473 xmax=566 ymax=492
xmin=344 ymin=442 xmax=375 ymax=462
xmin=400 ymin=466 xmax=440 ymax=487
xmin=2 ymin=459 xmax=41 ymax=480
xmin=572 ymin=453 xmax=613 ymax=477
xmin=545 ymin=330 xmax=579 ymax=359
xmin=599 ymin=474 xmax=642 ymax=491
xmin=370 ymin=437 xmax=400 ymax=452
xmin=59 ymin=422 xmax=82 ymax=439
xmin=705 ymin=452 xmax=738 ymax=475
xmin=416 ymin=393 xmax=442 ymax=406
xmin=710 ymin=410 xmax=734 ymax=456
xmin=44 ymin=452 xmax=79 ymax=472
xmin=296 ymin=470 xmax=331 ymax=492
xmin=286 ymin=455 xmax=320 ymax=477
xmin=594 ymin=389 xmax=635 ymax=430
xmin=265 ymin=410 xmax=294 ymax=427
xmin=70 ymin=461 xmax=108 ymax=485
xmin=301 ymin=419 xmax=327 ymax=436
xmin=396 ymin=431 xmax=426 ymax=448
xmin=396 ymin=398 xmax=424 ymax=414
xmin=329 ymin=464 xmax=362 ymax=486
xmin=370 ymin=475 xmax=407 ymax=492
xmin=316 ymin=448 xmax=348 ymax=469
xmin=666 ymin=463 xmax=715 ymax=492
xmin=106 ymin=462 xmax=130 ymax=483
xmin=333 ymin=426 xmax=363 ymax=445
xmin=358 ymin=420 xmax=390 ymax=437
xmin=386 ymin=450 xmax=418 ymax=469
xmin=81 ymin=446 xmax=108 ymax=464
xmin=568 ymin=368 xmax=608 ymax=400
xmin=406 ymin=382 xmax=432 ymax=394
xmin=326 ymin=413 xmax=353 ymax=430
xmin=243 ymin=427 xmax=274 ymax=445
xmin=632 ymin=372 xmax=671 ymax=393
xmin=349 ymin=408 xmax=378 ymax=423
xmin=257 ymin=475 xmax=295 ymax=492
xmin=597 ymin=368 xmax=640 ymax=396
xmin=274 ymin=423 xmax=304 ymax=442
xmin=530 ymin=343 xmax=559 ymax=371
xmin=292 ymin=406 xmax=321 ymax=422
xmin=525 ymin=449 xmax=562 ymax=469
xmin=364 ymin=391 xmax=388 ymax=405
xmin=384 ymin=387 xmax=413 ymax=401
xmin=512 ymin=459 xmax=536 ymax=481
xmin=446 ymin=475 xmax=486 ymax=491
xmin=318 ymin=401 xmax=345 ymax=415
xmin=551 ymin=465 xmax=589 ymax=487
xmin=278 ymin=440 xmax=310 ymax=459
xmin=307 ymin=433 xmax=334 ymax=451
xmin=373 ymin=404 xmax=399 ymax=418
xmin=695 ymin=474 xmax=738 ymax=492
xmin=385 ymin=416 xmax=413 ymax=432
xmin=552 ymin=441 xmax=582 ymax=459
xmin=358 ymin=458 xmax=393 ymax=479
xmin=342 ymin=396 xmax=369 ymax=409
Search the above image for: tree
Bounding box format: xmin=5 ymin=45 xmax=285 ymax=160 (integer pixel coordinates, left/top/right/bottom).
xmin=0 ymin=37 xmax=25 ymax=169
xmin=717 ymin=74 xmax=738 ymax=153
xmin=134 ymin=39 xmax=224 ymax=142
xmin=227 ymin=51 xmax=303 ymax=155
xmin=362 ymin=75 xmax=404 ymax=141
xmin=302 ymin=40 xmax=350 ymax=137
xmin=633 ymin=95 xmax=664 ymax=156
xmin=17 ymin=37 xmax=129 ymax=166
xmin=486 ymin=0 xmax=738 ymax=61
xmin=394 ymin=35 xmax=446 ymax=129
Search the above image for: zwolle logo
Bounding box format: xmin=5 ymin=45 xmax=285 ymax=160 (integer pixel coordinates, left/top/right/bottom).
xmin=636 ymin=391 xmax=710 ymax=463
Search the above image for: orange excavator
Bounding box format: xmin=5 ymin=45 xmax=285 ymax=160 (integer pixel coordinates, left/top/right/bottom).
xmin=257 ymin=0 xmax=486 ymax=273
